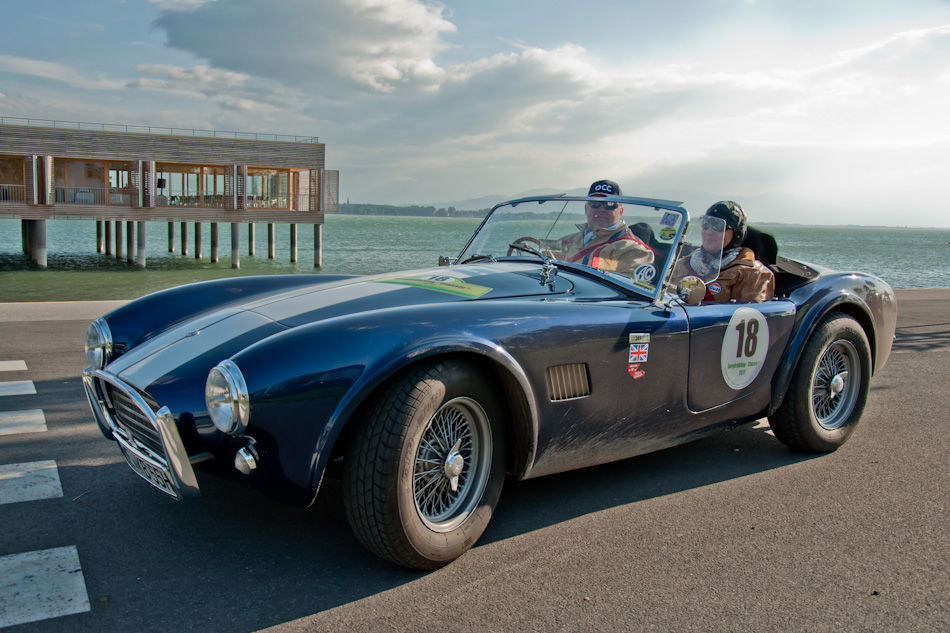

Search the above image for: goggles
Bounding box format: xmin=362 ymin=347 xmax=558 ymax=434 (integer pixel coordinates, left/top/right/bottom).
xmin=701 ymin=219 xmax=726 ymax=232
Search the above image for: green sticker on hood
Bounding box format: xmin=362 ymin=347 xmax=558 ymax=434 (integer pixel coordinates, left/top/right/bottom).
xmin=375 ymin=275 xmax=492 ymax=299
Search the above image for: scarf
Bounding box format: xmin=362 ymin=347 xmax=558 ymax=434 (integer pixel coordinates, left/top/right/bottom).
xmin=690 ymin=247 xmax=740 ymax=278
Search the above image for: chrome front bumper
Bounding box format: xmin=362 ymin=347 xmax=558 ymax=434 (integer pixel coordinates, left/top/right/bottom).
xmin=83 ymin=368 xmax=201 ymax=500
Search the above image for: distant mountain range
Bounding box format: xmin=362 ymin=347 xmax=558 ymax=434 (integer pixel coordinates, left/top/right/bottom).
xmin=424 ymin=188 xmax=820 ymax=225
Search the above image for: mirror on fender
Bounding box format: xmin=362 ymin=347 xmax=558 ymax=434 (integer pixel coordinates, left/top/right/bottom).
xmin=677 ymin=276 xmax=706 ymax=305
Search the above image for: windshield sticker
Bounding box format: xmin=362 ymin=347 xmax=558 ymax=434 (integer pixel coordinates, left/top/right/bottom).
xmin=375 ymin=275 xmax=492 ymax=299
xmin=659 ymin=226 xmax=676 ymax=241
xmin=634 ymin=264 xmax=656 ymax=284
xmin=660 ymin=212 xmax=679 ymax=227
xmin=721 ymin=307 xmax=769 ymax=390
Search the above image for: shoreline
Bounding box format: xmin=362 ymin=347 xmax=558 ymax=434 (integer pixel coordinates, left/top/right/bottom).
xmin=1 ymin=288 xmax=947 ymax=323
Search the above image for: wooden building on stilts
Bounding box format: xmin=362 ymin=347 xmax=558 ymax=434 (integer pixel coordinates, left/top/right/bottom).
xmin=0 ymin=118 xmax=339 ymax=269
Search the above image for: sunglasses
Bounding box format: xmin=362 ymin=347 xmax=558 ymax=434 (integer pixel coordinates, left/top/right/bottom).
xmin=588 ymin=201 xmax=619 ymax=210
xmin=701 ymin=219 xmax=726 ymax=232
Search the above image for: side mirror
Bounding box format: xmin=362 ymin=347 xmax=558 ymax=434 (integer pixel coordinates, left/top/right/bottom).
xmin=677 ymin=276 xmax=706 ymax=305
xmin=438 ymin=255 xmax=456 ymax=267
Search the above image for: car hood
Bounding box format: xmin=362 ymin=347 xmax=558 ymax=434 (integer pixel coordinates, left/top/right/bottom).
xmin=107 ymin=262 xmax=572 ymax=389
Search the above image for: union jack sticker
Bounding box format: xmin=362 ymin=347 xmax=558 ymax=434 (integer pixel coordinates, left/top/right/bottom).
xmin=628 ymin=343 xmax=649 ymax=363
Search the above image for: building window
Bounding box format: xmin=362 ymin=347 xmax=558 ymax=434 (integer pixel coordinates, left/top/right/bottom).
xmin=51 ymin=159 xmax=130 ymax=204
xmin=0 ymin=156 xmax=26 ymax=203
xmin=155 ymin=163 xmax=227 ymax=207
xmin=246 ymin=168 xmax=290 ymax=209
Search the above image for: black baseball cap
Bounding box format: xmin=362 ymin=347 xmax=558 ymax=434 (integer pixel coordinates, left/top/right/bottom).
xmin=588 ymin=179 xmax=622 ymax=197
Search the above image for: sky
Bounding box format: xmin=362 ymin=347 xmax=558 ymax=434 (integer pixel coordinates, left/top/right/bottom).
xmin=1 ymin=0 xmax=949 ymax=227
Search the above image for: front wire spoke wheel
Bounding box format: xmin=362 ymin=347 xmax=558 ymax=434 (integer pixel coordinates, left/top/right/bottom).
xmin=344 ymin=359 xmax=507 ymax=569
xmin=413 ymin=397 xmax=490 ymax=532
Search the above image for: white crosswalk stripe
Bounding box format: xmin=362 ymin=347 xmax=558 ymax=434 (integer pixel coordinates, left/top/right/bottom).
xmin=0 ymin=359 xmax=91 ymax=627
xmin=0 ymin=380 xmax=36 ymax=397
xmin=0 ymin=409 xmax=47 ymax=435
xmin=0 ymin=546 xmax=91 ymax=628
xmin=0 ymin=461 xmax=64 ymax=505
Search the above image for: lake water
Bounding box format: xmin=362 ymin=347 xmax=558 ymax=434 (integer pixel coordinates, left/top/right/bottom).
xmin=1 ymin=215 xmax=948 ymax=302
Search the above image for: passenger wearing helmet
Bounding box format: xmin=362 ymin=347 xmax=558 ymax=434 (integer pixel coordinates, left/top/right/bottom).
xmin=670 ymin=201 xmax=775 ymax=303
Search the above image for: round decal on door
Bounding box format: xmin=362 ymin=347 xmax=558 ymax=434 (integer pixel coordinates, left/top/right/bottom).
xmin=720 ymin=307 xmax=769 ymax=390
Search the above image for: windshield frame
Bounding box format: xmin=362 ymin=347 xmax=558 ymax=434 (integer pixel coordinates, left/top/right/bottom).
xmin=454 ymin=194 xmax=691 ymax=302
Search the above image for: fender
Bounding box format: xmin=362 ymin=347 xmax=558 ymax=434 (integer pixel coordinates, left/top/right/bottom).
xmin=104 ymin=274 xmax=356 ymax=356
xmin=231 ymin=301 xmax=552 ymax=506
xmin=768 ymin=274 xmax=889 ymax=417
xmin=317 ymin=335 xmax=542 ymax=498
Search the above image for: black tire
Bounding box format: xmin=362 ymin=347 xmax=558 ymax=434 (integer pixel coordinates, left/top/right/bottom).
xmin=343 ymin=359 xmax=506 ymax=570
xmin=769 ymin=314 xmax=872 ymax=452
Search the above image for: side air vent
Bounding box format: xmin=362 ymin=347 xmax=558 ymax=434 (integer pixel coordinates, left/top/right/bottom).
xmin=545 ymin=363 xmax=591 ymax=401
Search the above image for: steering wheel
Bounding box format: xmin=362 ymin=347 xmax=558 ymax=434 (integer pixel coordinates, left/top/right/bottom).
xmin=506 ymin=236 xmax=542 ymax=256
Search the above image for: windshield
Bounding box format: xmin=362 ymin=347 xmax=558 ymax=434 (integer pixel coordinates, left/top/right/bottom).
xmin=455 ymin=196 xmax=688 ymax=299
xmin=667 ymin=214 xmax=727 ymax=292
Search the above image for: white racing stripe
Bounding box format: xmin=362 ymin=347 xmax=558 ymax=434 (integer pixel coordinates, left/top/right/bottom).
xmin=0 ymin=409 xmax=46 ymax=435
xmin=248 ymin=276 xmax=407 ymax=322
xmin=0 ymin=360 xmax=28 ymax=372
xmin=0 ymin=460 xmax=63 ymax=505
xmin=0 ymin=546 xmax=90 ymax=628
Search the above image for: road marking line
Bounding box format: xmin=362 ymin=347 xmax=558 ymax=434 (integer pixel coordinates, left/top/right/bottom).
xmin=0 ymin=380 xmax=36 ymax=396
xmin=0 ymin=360 xmax=28 ymax=372
xmin=892 ymin=348 xmax=949 ymax=353
xmin=0 ymin=409 xmax=47 ymax=435
xmin=0 ymin=546 xmax=90 ymax=628
xmin=0 ymin=461 xmax=63 ymax=505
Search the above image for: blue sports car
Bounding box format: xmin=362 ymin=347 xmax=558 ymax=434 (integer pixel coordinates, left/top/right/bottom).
xmin=82 ymin=194 xmax=896 ymax=569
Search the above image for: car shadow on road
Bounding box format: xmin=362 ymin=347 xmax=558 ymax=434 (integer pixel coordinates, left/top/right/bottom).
xmin=483 ymin=419 xmax=815 ymax=545
xmin=23 ymin=417 xmax=822 ymax=633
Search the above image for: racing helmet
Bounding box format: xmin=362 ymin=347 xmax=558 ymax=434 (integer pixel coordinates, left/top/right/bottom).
xmin=704 ymin=201 xmax=747 ymax=249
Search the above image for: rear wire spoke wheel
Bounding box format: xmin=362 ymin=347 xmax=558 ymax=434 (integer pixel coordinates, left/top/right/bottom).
xmin=344 ymin=359 xmax=506 ymax=570
xmin=769 ymin=314 xmax=872 ymax=452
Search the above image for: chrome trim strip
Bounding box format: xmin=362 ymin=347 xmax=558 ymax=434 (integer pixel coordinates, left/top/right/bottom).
xmin=82 ymin=368 xmax=201 ymax=500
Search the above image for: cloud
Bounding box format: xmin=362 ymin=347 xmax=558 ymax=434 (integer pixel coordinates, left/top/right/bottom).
xmin=153 ymin=0 xmax=455 ymax=94
xmin=5 ymin=0 xmax=948 ymax=224
xmin=0 ymin=55 xmax=125 ymax=90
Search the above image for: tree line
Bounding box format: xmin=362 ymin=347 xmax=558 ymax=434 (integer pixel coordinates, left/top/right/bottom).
xmin=334 ymin=203 xmax=488 ymax=218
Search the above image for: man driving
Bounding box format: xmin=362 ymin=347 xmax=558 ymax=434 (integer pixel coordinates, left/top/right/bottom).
xmin=555 ymin=180 xmax=654 ymax=277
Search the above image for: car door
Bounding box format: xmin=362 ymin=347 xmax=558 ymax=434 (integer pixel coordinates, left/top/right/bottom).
xmin=682 ymin=300 xmax=797 ymax=414
xmin=526 ymin=298 xmax=692 ymax=478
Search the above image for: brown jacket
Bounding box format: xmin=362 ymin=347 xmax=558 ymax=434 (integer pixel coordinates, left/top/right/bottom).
xmin=671 ymin=247 xmax=775 ymax=303
xmin=553 ymin=223 xmax=654 ymax=278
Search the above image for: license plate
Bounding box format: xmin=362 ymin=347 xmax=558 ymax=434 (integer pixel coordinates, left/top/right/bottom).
xmin=121 ymin=447 xmax=178 ymax=498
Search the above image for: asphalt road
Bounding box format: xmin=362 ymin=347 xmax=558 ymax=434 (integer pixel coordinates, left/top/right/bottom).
xmin=1 ymin=290 xmax=947 ymax=632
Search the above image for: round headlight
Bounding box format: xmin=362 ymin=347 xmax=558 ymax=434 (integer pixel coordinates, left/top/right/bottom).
xmin=84 ymin=318 xmax=113 ymax=369
xmin=205 ymin=360 xmax=250 ymax=436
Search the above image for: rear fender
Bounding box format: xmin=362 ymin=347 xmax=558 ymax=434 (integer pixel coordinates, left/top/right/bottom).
xmin=768 ymin=283 xmax=877 ymax=416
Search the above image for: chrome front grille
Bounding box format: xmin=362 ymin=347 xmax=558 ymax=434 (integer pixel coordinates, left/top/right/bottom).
xmin=104 ymin=382 xmax=165 ymax=458
xmin=83 ymin=368 xmax=201 ymax=500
